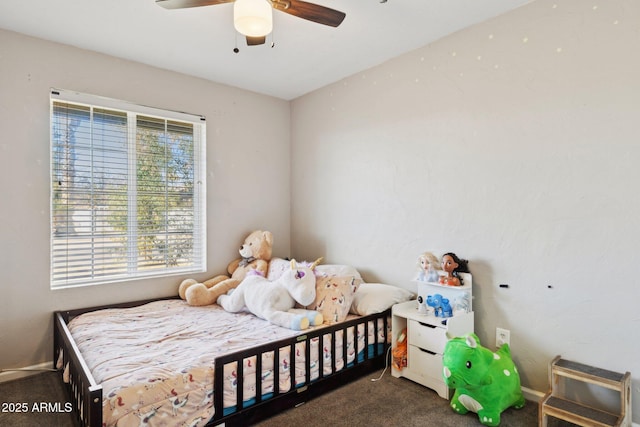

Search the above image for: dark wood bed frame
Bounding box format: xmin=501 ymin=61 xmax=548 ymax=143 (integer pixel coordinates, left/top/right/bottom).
xmin=53 ymin=296 xmax=390 ymax=427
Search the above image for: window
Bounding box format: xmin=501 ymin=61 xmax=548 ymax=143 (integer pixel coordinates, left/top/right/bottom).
xmin=50 ymin=89 xmax=206 ymax=289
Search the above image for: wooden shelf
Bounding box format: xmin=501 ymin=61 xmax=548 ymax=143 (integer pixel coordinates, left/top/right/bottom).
xmin=412 ymin=279 xmax=472 ymax=291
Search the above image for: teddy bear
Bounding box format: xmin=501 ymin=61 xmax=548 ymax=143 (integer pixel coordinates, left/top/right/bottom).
xmin=178 ymin=230 xmax=274 ymax=306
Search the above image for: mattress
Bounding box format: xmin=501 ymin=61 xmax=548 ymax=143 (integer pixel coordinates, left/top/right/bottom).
xmin=61 ymin=299 xmax=383 ymax=427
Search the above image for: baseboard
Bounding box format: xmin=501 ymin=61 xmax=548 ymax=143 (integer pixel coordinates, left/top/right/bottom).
xmin=0 ymin=361 xmax=55 ymax=384
xmin=522 ymin=385 xmax=545 ymax=403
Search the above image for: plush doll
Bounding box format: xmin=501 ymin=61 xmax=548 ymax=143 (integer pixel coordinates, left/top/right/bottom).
xmin=439 ymin=252 xmax=470 ymax=286
xmin=442 ymin=334 xmax=525 ymax=426
xmin=417 ymin=251 xmax=441 ymax=282
xmin=218 ymin=258 xmax=323 ymax=330
xmin=179 ymin=230 xmax=274 ymax=306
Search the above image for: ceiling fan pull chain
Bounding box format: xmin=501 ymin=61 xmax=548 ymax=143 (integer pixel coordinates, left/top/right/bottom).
xmin=233 ymin=30 xmax=240 ymax=53
xmin=271 ymin=21 xmax=276 ymax=48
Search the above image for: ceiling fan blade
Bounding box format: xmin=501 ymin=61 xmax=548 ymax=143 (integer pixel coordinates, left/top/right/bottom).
xmin=156 ymin=0 xmax=233 ymax=10
xmin=246 ymin=36 xmax=267 ymax=46
xmin=272 ymin=0 xmax=346 ymax=27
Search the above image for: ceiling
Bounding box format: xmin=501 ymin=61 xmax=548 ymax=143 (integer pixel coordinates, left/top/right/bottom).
xmin=0 ymin=0 xmax=531 ymax=100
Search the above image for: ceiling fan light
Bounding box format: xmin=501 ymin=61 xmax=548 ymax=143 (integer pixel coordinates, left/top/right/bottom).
xmin=234 ymin=0 xmax=273 ymax=37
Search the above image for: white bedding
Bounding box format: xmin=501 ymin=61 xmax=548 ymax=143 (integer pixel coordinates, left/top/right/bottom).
xmin=61 ymin=299 xmax=383 ymax=427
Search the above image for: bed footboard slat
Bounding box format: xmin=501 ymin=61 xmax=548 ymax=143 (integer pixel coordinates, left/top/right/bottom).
xmin=211 ymin=309 xmax=390 ymax=426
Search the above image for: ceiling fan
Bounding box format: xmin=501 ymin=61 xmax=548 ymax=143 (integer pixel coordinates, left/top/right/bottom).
xmin=156 ymin=0 xmax=346 ymax=46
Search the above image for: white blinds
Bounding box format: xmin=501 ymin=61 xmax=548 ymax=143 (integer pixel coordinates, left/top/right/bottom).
xmin=50 ymin=89 xmax=206 ymax=289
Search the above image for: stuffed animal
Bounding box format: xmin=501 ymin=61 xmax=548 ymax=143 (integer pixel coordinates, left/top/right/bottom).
xmin=392 ymin=328 xmax=408 ymax=370
xmin=218 ymin=258 xmax=323 ymax=330
xmin=426 ymin=294 xmax=452 ymax=318
xmin=452 ymin=292 xmax=472 ymax=315
xmin=442 ymin=334 xmax=525 ymax=426
xmin=179 ymin=230 xmax=274 ymax=306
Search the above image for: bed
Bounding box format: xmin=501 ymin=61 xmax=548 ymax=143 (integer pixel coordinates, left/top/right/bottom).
xmin=53 ymin=276 xmax=413 ymax=427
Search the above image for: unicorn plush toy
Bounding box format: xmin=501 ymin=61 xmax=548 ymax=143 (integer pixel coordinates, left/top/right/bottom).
xmin=217 ymin=258 xmax=323 ymax=330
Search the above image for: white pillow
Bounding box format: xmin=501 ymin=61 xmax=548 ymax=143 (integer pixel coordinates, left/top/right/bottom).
xmin=350 ymin=283 xmax=415 ymax=315
xmin=314 ymin=264 xmax=363 ymax=281
xmin=267 ymin=258 xmax=364 ymax=282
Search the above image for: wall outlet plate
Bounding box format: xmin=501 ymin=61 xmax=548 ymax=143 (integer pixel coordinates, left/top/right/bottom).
xmin=496 ymin=327 xmax=510 ymax=348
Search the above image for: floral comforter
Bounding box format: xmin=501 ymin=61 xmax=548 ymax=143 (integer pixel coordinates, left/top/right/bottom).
xmin=60 ymin=299 xmax=381 ymax=427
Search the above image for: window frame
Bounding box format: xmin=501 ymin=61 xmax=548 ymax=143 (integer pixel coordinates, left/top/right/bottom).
xmin=50 ymin=89 xmax=207 ymax=289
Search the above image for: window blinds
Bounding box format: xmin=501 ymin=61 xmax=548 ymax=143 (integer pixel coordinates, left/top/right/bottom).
xmin=50 ymin=89 xmax=206 ymax=288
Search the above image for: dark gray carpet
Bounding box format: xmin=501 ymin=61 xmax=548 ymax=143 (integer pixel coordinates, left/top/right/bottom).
xmin=0 ymin=369 xmax=573 ymax=426
xmin=254 ymin=369 xmax=540 ymax=427
xmin=0 ymin=371 xmax=78 ymax=427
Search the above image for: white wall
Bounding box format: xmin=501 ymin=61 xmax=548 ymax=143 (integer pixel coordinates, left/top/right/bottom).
xmin=0 ymin=29 xmax=291 ymax=370
xmin=291 ymin=0 xmax=640 ymax=420
xmin=3 ymin=0 xmax=640 ymax=420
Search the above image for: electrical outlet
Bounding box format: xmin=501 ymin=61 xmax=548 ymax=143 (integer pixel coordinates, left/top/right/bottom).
xmin=496 ymin=327 xmax=510 ymax=348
